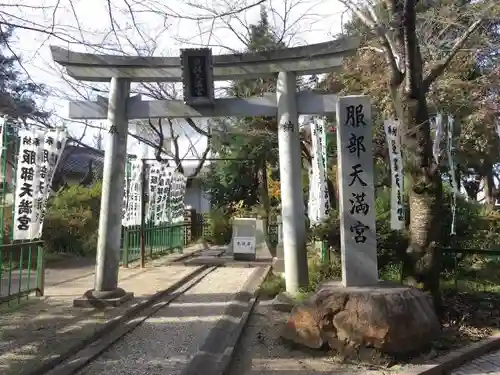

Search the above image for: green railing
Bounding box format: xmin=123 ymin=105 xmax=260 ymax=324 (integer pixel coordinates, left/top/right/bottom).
xmin=0 ymin=241 xmax=45 ymax=305
xmin=121 ymin=223 xmax=186 ymax=267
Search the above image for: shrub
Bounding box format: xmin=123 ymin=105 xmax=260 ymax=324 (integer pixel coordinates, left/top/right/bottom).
xmin=309 ymin=188 xmax=408 ymax=269
xmin=203 ymin=207 xmax=232 ymax=245
xmin=310 ymin=182 xmax=500 ymax=279
xmin=42 ymin=183 xmax=102 ymax=256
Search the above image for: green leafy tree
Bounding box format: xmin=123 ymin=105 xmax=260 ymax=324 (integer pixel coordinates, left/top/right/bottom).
xmin=205 ymin=6 xmax=283 ymax=219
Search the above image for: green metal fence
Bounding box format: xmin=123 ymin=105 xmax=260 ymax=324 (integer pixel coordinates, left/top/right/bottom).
xmin=121 ymin=222 xmax=186 ymax=267
xmin=0 ymin=241 xmax=45 ymax=305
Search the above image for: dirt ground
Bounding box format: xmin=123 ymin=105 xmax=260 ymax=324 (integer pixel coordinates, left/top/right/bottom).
xmin=226 ymin=287 xmax=500 ymax=375
xmin=225 ymin=300 xmax=417 ymax=375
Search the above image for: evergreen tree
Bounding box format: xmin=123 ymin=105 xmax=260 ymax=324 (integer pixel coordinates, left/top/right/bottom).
xmin=205 ymin=6 xmax=282 ymax=223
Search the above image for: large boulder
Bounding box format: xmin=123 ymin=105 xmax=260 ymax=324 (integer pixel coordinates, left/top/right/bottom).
xmin=281 ymin=281 xmax=440 ymax=355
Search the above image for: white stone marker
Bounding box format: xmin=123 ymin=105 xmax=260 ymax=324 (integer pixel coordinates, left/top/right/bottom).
xmin=335 ymin=95 xmax=378 ymax=287
xmin=232 ymin=217 xmax=257 ymax=261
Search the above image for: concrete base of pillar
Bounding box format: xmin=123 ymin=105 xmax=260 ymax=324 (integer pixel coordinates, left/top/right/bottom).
xmin=73 ymin=288 xmax=134 ymax=308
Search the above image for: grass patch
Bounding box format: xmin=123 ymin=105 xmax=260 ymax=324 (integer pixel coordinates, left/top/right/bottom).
xmin=260 ymin=251 xmax=343 ymax=300
xmin=259 ymin=272 xmax=285 ymax=299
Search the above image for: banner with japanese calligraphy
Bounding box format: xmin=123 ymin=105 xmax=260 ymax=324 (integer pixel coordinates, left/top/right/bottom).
xmin=156 ymin=165 xmax=173 ymax=225
xmin=146 ymin=162 xmax=159 ymax=223
xmin=308 ymin=117 xmax=330 ymax=225
xmin=307 ymin=126 xmax=319 ymax=224
xmin=171 ymin=172 xmax=187 ymax=223
xmin=318 ymin=118 xmax=331 ymax=215
xmin=384 ymin=119 xmax=405 ymax=230
xmin=145 ymin=161 xmax=187 ymax=225
xmin=336 ymin=95 xmax=378 ymax=286
xmin=121 ymin=162 xmax=129 ymax=225
xmin=122 ymin=161 xmax=142 ymax=227
xmin=38 ymin=128 xmax=68 ymax=237
xmin=13 ymin=127 xmax=68 ymax=240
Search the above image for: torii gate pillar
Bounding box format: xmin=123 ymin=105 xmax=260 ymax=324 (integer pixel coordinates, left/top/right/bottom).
xmin=73 ymin=77 xmax=134 ymax=307
xmin=276 ymin=71 xmax=308 ymax=293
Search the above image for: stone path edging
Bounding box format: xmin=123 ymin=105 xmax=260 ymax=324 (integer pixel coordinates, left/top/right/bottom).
xmin=396 ymin=332 xmax=500 ymax=375
xmin=25 ymin=265 xmax=210 ymax=375
xmin=180 ymin=265 xmax=272 ymax=375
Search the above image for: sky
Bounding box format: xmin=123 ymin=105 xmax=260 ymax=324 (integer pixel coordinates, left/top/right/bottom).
xmin=2 ymin=0 xmax=348 ymax=167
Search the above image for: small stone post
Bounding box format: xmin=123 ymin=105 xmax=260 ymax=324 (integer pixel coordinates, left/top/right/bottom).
xmin=74 ymin=77 xmax=134 ymax=307
xmin=335 ymin=95 xmax=378 ymax=287
xmin=277 ymin=71 xmax=309 ymax=294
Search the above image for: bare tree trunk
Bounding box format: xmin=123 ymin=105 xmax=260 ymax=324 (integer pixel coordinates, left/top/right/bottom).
xmin=326 ymin=177 xmax=337 ymax=210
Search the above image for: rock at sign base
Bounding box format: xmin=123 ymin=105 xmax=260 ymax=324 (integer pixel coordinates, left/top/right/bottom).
xmin=281 ymin=281 xmax=440 ymax=355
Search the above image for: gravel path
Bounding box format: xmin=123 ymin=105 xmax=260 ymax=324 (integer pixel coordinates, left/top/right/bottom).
xmin=77 ymin=266 xmax=257 ymax=375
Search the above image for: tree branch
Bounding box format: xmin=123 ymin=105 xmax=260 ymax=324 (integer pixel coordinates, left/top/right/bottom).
xmin=167 ymin=118 xmax=183 ymax=173
xmin=423 ymin=18 xmax=484 ymax=91
xmin=184 ymin=117 xmax=210 ymax=137
xmin=338 ymin=0 xmax=403 ymax=85
xmin=148 ymin=118 xmax=168 ymax=162
xmin=190 ymin=135 xmax=211 ymax=178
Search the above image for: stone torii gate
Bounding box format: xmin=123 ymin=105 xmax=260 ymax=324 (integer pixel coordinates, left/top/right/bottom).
xmin=50 ymin=37 xmax=359 ymax=306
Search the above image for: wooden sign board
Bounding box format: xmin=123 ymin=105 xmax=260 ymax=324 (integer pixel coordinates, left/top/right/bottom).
xmin=180 ymin=48 xmax=215 ymax=106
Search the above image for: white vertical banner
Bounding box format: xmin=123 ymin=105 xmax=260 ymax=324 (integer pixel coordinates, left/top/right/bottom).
xmin=307 ymin=165 xmax=315 ymax=222
xmin=37 ymin=128 xmax=68 ymax=236
xmin=432 ymin=113 xmax=443 ymax=165
xmin=31 ymin=129 xmax=45 ymax=237
xmin=123 ymin=161 xmax=142 ymax=227
xmin=121 ymin=161 xmax=129 ymax=225
xmin=446 ymin=115 xmax=458 ymax=235
xmin=308 ymin=118 xmax=331 ymax=226
xmin=316 ymin=117 xmax=330 ymax=219
xmin=147 ymin=162 xmax=159 ymax=222
xmin=384 ymin=119 xmax=405 ymax=230
xmin=308 ymin=120 xmax=320 ymax=225
xmin=163 ymin=167 xmax=174 ymax=223
xmin=145 ymin=162 xmax=187 ymax=225
xmin=155 ymin=165 xmax=170 ymax=224
xmin=171 ymin=171 xmax=187 ymax=223
xmin=13 ymin=129 xmax=41 ymax=240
